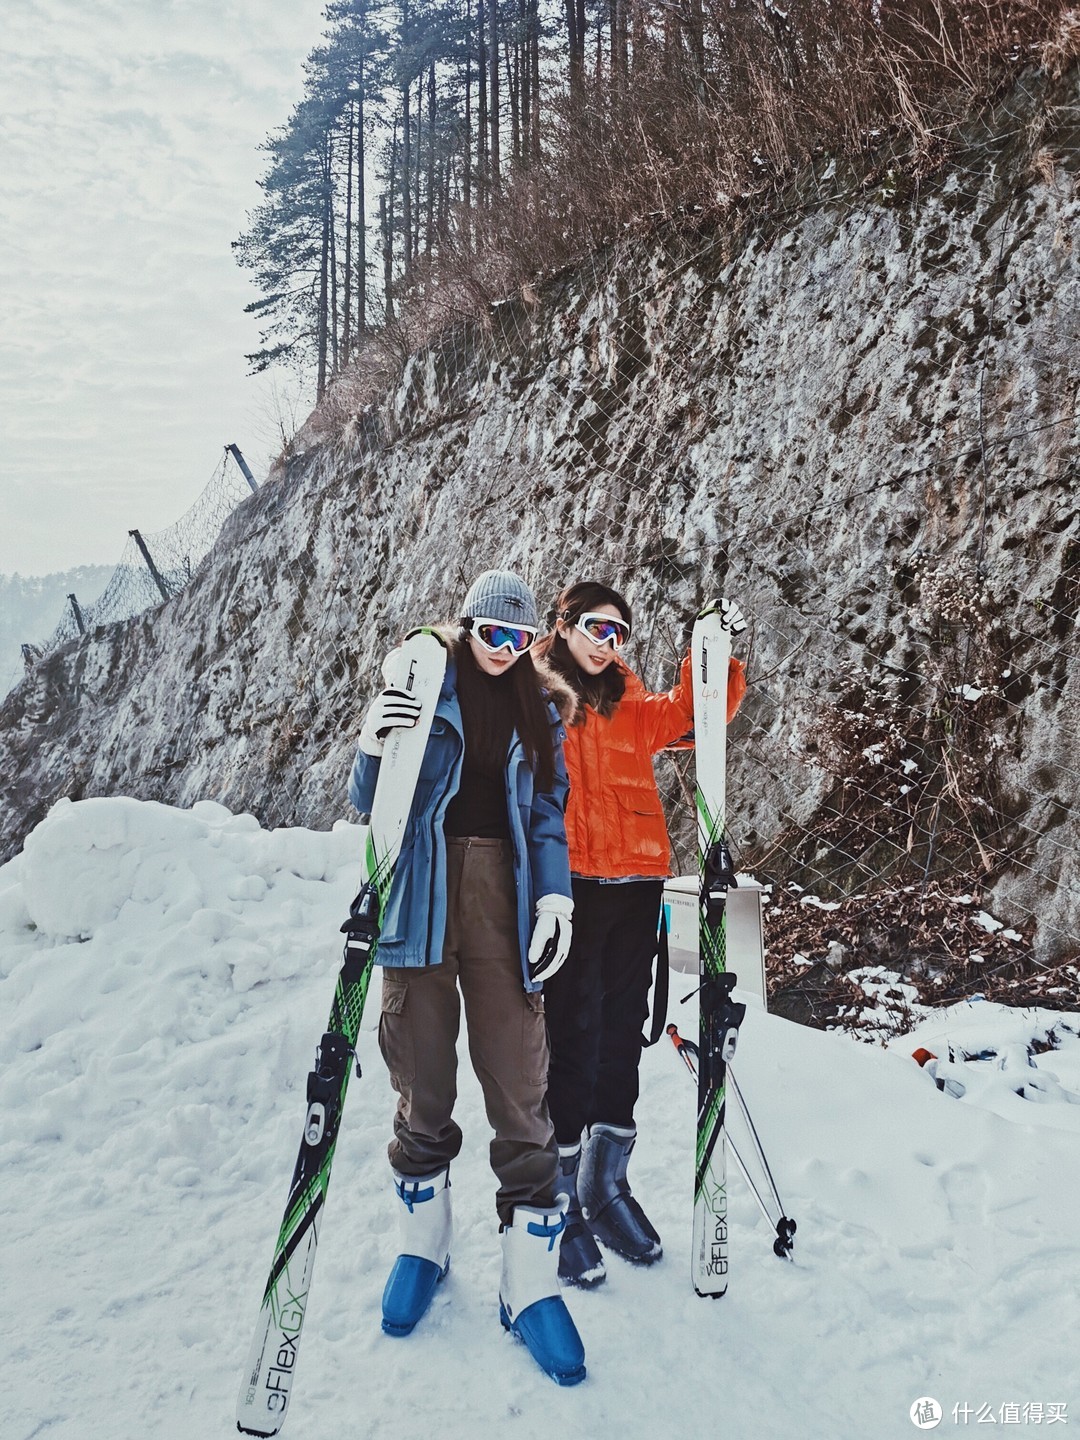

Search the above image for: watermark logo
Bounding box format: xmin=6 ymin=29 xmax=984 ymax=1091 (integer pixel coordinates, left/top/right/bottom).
xmin=911 ymin=1398 xmax=943 ymax=1429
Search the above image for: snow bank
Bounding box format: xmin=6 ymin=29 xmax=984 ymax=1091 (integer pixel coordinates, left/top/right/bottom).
xmin=2 ymin=798 xmax=1077 ymax=1440
xmin=894 ymin=1000 xmax=1080 ymax=1132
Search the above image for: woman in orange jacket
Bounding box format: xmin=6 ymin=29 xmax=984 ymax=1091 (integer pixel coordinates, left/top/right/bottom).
xmin=534 ymin=581 xmax=746 ymax=1288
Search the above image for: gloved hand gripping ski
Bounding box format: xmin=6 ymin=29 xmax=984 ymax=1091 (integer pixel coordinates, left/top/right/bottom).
xmin=706 ymin=597 xmax=747 ymax=637
xmin=359 ymin=688 xmax=424 ymax=757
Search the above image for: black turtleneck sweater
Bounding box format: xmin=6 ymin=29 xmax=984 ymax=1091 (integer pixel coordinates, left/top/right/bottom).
xmin=443 ymin=664 xmax=513 ymax=838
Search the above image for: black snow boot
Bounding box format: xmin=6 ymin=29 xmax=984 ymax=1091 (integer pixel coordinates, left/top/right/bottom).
xmin=555 ymin=1144 xmax=606 ymax=1288
xmin=579 ymin=1123 xmax=662 ymax=1265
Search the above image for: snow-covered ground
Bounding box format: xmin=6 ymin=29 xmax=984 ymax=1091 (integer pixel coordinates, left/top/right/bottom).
xmin=2 ymin=797 xmax=1077 ymax=1440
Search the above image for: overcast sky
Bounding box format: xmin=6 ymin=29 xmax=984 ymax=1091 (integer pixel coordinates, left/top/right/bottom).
xmin=0 ymin=0 xmax=328 ymax=578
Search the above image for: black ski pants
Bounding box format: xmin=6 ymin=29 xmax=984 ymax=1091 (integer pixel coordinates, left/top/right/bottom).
xmin=543 ymin=877 xmax=663 ymax=1146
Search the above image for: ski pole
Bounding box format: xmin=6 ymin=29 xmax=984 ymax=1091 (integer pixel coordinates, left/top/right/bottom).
xmin=667 ymin=1024 xmax=797 ymax=1260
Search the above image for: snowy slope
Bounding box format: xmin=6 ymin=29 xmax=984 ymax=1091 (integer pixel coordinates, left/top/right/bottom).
xmin=2 ymin=798 xmax=1077 ymax=1440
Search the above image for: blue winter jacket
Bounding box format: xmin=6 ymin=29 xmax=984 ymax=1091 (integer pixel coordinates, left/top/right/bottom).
xmin=348 ymin=651 xmax=572 ymax=993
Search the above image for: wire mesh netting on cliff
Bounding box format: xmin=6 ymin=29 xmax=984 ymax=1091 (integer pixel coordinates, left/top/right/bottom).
xmin=20 ymin=71 xmax=1077 ymax=1030
xmin=14 ymin=447 xmax=257 ymax=688
xmin=236 ymin=66 xmax=1078 ymax=1027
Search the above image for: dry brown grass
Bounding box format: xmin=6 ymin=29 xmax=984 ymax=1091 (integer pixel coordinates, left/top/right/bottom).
xmin=315 ymin=0 xmax=1079 ymax=425
xmin=764 ymin=874 xmax=1080 ymax=1035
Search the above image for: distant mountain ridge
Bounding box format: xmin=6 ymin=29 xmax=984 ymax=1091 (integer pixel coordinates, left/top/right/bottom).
xmin=0 ymin=567 xmax=114 ymax=696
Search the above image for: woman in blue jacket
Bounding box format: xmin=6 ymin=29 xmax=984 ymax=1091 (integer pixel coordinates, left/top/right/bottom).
xmin=349 ymin=570 xmax=585 ymax=1386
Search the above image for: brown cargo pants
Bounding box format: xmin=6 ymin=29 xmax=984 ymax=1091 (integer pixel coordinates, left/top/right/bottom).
xmin=378 ymin=835 xmax=558 ymax=1224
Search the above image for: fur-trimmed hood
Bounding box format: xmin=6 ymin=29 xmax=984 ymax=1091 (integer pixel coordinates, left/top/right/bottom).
xmin=531 ymin=654 xmax=579 ymax=728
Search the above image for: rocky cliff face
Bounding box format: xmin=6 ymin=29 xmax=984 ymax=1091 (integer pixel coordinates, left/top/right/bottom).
xmin=2 ymin=68 xmax=1077 ymax=963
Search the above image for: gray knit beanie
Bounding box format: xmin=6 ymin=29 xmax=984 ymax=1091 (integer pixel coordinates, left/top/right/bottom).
xmin=461 ymin=570 xmax=539 ymax=628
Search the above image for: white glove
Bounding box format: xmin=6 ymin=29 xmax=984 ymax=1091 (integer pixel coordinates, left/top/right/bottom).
xmin=358 ymin=687 xmax=423 ymax=757
xmin=709 ymin=596 xmax=746 ymax=637
xmin=527 ymin=893 xmax=574 ymax=983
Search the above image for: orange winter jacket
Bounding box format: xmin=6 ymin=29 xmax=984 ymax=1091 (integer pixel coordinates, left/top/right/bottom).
xmin=561 ymin=652 xmax=746 ymax=879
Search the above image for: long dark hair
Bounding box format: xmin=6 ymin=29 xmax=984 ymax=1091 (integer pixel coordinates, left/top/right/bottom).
xmin=533 ymin=581 xmax=633 ymax=722
xmin=453 ymin=634 xmax=557 ymax=792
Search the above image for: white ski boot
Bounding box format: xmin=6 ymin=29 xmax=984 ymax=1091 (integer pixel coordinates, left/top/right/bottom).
xmin=381 ymin=1166 xmax=452 ymax=1336
xmin=499 ymin=1203 xmax=586 ymax=1385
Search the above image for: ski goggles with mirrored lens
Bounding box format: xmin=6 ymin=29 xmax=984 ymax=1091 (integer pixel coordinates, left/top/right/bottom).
xmin=572 ymin=612 xmax=631 ymax=648
xmin=469 ymin=618 xmax=539 ymax=654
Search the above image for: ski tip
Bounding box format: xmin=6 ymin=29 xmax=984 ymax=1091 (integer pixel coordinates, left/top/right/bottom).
xmin=403 ymin=626 xmax=449 ymax=648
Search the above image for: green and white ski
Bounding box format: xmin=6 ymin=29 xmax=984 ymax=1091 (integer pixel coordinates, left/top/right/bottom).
xmin=236 ymin=629 xmax=447 ymax=1436
xmin=690 ymin=604 xmax=746 ymax=1298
